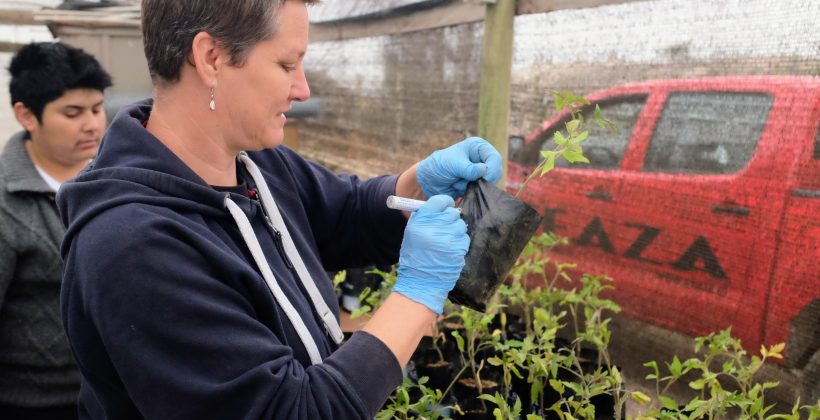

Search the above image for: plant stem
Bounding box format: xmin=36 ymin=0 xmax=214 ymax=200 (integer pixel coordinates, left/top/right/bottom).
xmin=514 ymin=143 xmax=563 ymax=199
xmin=515 ymin=161 xmax=545 ymax=198
xmin=438 ymin=363 xmax=470 ymax=404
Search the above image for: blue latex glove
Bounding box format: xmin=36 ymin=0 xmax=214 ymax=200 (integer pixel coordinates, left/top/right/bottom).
xmin=417 ymin=137 xmax=503 ymax=199
xmin=393 ymin=195 xmax=470 ymax=314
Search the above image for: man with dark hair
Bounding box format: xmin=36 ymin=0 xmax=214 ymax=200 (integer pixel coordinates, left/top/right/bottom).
xmin=0 ymin=42 xmax=111 ymax=420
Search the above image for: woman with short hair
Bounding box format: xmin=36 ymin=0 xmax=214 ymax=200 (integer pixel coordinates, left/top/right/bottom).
xmin=57 ymin=1 xmax=502 ymax=419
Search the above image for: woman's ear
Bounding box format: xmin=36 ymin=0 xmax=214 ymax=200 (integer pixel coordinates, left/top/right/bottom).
xmin=13 ymin=102 xmax=38 ymax=133
xmin=189 ymin=31 xmax=227 ymax=88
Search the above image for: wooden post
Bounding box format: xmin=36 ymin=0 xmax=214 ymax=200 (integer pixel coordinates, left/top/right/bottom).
xmin=477 ymin=0 xmax=515 ymax=188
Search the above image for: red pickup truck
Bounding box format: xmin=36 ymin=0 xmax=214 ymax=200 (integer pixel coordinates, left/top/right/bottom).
xmin=507 ymin=76 xmax=820 ymax=397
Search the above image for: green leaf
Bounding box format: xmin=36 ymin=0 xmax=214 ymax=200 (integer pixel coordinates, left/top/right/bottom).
xmin=750 ymin=396 xmax=763 ymax=416
xmin=611 ymin=366 xmax=622 ymax=385
xmin=531 ymin=379 xmax=544 ymax=405
xmin=566 ymin=119 xmax=581 ymax=136
xmin=562 ymin=149 xmax=590 ymax=164
xmin=689 ymin=379 xmax=705 ymax=390
xmin=659 ymin=395 xmax=679 ymax=411
xmin=332 ymin=270 xmax=347 ymax=288
xmin=398 ymin=387 xmax=409 ymax=404
xmin=553 ymin=91 xmax=568 ymax=110
xmin=549 ymin=379 xmax=565 ymax=395
xmin=549 ymin=400 xmax=566 ymax=419
xmin=563 ymin=381 xmax=583 ymax=395
xmin=452 ymin=330 xmax=465 ymax=353
xmin=644 ymin=361 xmax=660 ymax=378
xmin=631 ymin=391 xmax=652 ymax=406
xmin=349 ymin=305 xmax=372 ymax=319
xmin=487 ymin=357 xmax=504 ymax=367
xmin=694 ymin=337 xmax=705 ymax=353
xmin=769 ymin=342 xmax=786 ymax=359
xmin=568 ymin=130 xmax=589 ymax=145
xmin=669 ymin=356 xmax=683 ymax=377
xmin=478 ymin=394 xmax=497 ymax=403
xmin=554 ymin=131 xmax=568 ymax=146
xmin=513 ymin=397 xmax=522 ymax=417
xmin=552 ymin=91 xmax=590 ymax=110
xmin=587 ymin=404 xmax=598 ymax=418
xmin=357 ymin=287 xmax=372 ymax=302
xmin=682 ymin=399 xmax=707 ymax=412
xmin=540 ymin=151 xmax=557 ymax=175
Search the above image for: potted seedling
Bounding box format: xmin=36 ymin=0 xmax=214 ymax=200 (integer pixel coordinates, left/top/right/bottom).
xmin=348 ymin=267 xmax=396 ymax=320
xmin=412 ymin=321 xmax=461 ymax=393
xmin=378 ymin=376 xmax=452 ymax=420
xmin=447 ymin=305 xmax=503 ymax=418
xmin=635 ymin=329 xmax=820 ymax=419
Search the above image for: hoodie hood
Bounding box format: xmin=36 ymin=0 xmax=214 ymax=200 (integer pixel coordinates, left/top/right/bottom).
xmin=58 ymin=99 xmax=231 ymax=258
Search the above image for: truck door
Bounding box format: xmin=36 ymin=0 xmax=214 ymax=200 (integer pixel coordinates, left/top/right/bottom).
xmin=512 ymin=96 xmax=648 ymax=278
xmin=765 ymin=97 xmax=820 ymax=374
xmin=615 ymin=90 xmax=780 ymax=350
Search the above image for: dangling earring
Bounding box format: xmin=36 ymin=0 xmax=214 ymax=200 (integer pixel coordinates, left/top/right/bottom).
xmin=209 ymin=88 xmax=216 ymax=111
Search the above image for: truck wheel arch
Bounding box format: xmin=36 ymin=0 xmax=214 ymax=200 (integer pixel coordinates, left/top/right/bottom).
xmin=788 ymin=299 xmax=820 ymax=370
xmin=787 ymin=299 xmax=820 ymax=402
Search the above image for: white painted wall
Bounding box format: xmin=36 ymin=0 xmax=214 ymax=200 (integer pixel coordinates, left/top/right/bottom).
xmin=0 ymin=52 xmax=18 ymax=147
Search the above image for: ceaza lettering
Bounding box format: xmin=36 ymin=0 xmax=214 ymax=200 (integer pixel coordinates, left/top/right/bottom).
xmin=543 ymin=208 xmax=728 ymax=280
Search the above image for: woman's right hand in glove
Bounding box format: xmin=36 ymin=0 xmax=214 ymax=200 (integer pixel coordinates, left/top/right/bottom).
xmin=392 ymin=195 xmax=469 ymax=315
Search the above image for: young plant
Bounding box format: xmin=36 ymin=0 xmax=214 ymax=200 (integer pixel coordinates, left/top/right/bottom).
xmin=478 ymin=391 xmax=544 ymax=420
xmin=448 ymin=304 xmax=502 ymax=414
xmin=515 ymin=90 xmax=616 ymax=198
xmin=499 ymin=234 xmax=626 ymax=419
xmin=331 ymin=270 xmax=347 ymax=295
xmin=377 ymin=376 xmax=448 ymax=420
xmin=349 ymin=267 xmax=396 ymax=319
xmin=486 ymin=315 xmax=529 ymax=401
xmin=636 ymin=329 xmax=820 ymax=419
xmin=504 ymin=232 xmax=571 ymax=336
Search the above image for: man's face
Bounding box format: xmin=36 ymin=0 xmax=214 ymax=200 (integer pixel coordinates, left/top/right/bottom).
xmin=27 ymin=88 xmax=106 ymax=166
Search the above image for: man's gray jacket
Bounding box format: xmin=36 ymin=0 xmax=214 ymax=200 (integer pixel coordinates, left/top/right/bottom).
xmin=0 ymin=132 xmax=80 ymax=407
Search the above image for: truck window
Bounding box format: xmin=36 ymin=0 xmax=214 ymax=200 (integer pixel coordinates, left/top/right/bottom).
xmin=515 ymin=96 xmax=646 ymax=170
xmin=643 ymin=92 xmax=773 ymax=174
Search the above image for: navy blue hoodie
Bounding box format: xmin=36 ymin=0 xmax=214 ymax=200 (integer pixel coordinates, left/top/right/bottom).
xmin=57 ymin=100 xmax=406 ymax=419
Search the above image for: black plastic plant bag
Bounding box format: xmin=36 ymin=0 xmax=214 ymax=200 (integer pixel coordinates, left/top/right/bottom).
xmin=448 ymin=179 xmax=543 ymax=312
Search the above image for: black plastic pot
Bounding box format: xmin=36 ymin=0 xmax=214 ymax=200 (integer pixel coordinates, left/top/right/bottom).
xmin=449 ymin=180 xmax=543 ymax=312
xmin=411 ymin=337 xmax=462 ymax=392
xmin=452 ymin=377 xmax=501 ymax=420
xmin=509 ymin=370 xmax=564 ymax=419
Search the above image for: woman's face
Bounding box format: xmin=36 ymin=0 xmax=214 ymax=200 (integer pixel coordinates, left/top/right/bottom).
xmin=218 ymin=0 xmax=310 ymax=152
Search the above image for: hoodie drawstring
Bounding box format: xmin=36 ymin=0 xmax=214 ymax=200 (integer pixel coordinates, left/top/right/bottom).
xmin=223 ymin=152 xmax=345 ymax=365
xmin=224 ymin=197 xmax=324 ymax=365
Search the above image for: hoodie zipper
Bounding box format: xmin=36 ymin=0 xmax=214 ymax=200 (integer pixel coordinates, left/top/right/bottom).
xmin=249 ymin=188 xmax=294 ymax=270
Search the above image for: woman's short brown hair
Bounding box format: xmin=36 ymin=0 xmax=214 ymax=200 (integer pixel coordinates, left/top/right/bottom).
xmin=141 ymin=0 xmax=316 ymax=84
